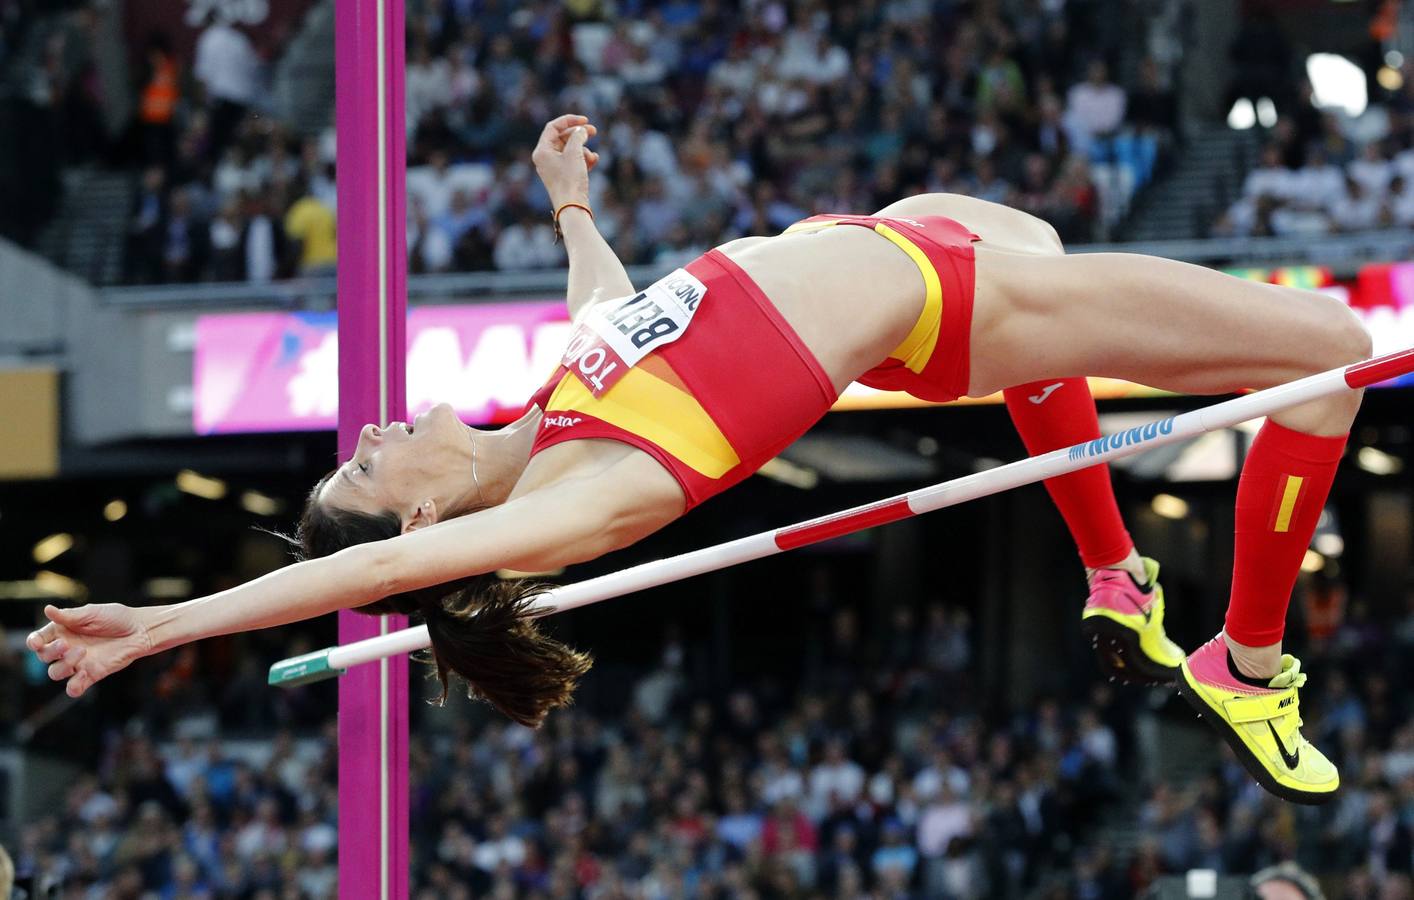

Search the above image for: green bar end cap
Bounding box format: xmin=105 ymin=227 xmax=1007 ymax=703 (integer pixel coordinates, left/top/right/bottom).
xmin=268 ymin=649 xmax=345 ymax=687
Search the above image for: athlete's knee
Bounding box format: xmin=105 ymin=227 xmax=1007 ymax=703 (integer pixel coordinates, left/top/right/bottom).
xmin=1316 ymin=302 xmax=1373 ymax=369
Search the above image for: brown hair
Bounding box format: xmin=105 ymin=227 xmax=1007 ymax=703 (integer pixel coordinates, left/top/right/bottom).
xmin=286 ymin=472 xmax=592 ymax=727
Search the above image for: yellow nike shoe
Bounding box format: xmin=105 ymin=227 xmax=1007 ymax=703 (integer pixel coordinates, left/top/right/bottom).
xmin=1080 ymin=557 xmax=1185 ymax=685
xmin=1177 ymin=635 xmax=1339 ymax=805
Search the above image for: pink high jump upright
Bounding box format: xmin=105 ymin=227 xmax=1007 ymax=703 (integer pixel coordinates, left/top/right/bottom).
xmin=335 ymin=0 xmax=409 ymax=895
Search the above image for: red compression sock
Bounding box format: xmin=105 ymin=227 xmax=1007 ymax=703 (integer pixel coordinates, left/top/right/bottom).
xmin=1004 ymin=378 xmax=1133 ymax=568
xmin=1225 ymin=421 xmax=1347 ymax=647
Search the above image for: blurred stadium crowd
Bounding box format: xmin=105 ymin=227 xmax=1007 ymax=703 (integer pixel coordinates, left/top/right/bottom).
xmin=7 ymin=582 xmax=1414 ymax=899
xmin=1215 ymin=76 xmax=1414 ymax=239
xmin=10 ymin=0 xmax=1183 ymax=285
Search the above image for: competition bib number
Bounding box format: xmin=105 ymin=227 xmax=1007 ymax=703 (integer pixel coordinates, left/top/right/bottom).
xmin=561 ymin=268 xmax=707 ymax=397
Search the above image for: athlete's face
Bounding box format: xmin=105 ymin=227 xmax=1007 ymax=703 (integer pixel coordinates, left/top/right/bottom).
xmin=318 ymin=402 xmax=477 ymax=528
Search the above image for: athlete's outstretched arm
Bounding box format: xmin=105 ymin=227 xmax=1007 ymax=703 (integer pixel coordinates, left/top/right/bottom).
xmin=27 ymin=456 xmax=683 ymax=698
xmin=531 ymin=114 xmax=633 ymax=316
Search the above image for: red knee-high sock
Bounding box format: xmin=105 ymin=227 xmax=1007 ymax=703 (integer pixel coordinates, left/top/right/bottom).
xmin=1003 ymin=378 xmax=1133 ymax=568
xmin=1225 ymin=421 xmax=1347 ymax=647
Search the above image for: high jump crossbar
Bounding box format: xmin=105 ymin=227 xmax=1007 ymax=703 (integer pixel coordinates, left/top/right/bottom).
xmin=269 ymin=348 xmax=1414 ymax=687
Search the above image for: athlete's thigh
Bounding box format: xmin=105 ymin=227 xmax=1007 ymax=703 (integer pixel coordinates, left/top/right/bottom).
xmin=873 ymin=193 xmax=1064 ymax=255
xmin=969 ymin=250 xmax=1371 ymax=397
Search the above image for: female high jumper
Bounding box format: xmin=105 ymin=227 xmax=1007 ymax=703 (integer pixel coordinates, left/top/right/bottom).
xmin=29 ymin=115 xmax=1371 ymax=804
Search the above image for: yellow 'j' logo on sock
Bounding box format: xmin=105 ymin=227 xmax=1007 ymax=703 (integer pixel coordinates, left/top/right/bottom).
xmin=1273 ymin=475 xmax=1304 ymax=533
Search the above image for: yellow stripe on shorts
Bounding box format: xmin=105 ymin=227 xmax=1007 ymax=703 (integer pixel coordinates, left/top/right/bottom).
xmin=780 ymin=218 xmax=944 ymax=375
xmin=872 ymin=223 xmax=942 ymax=374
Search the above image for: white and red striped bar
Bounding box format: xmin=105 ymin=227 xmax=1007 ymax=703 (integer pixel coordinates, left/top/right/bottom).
xmin=273 ymin=347 xmax=1414 ymax=679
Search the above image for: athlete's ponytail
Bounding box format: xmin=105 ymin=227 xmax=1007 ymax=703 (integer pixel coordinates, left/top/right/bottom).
xmin=415 ymin=579 xmax=592 ymax=726
xmin=283 ymin=473 xmax=594 ymax=727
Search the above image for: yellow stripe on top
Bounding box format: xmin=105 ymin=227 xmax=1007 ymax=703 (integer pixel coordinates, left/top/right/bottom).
xmin=1273 ymin=474 xmax=1305 ymax=532
xmin=872 ymin=223 xmax=943 ymax=374
xmin=545 ymin=368 xmax=741 ymax=478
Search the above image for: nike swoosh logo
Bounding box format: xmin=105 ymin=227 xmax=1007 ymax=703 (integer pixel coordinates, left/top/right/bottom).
xmin=1128 ymin=595 xmax=1152 ymax=623
xmin=1028 ymin=382 xmax=1065 ymax=404
xmin=1267 ymin=721 xmax=1301 ymax=769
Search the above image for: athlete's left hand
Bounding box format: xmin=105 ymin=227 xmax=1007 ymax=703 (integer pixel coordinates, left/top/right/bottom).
xmin=532 ymin=114 xmax=599 ymax=209
xmin=26 ymin=602 xmax=155 ymax=698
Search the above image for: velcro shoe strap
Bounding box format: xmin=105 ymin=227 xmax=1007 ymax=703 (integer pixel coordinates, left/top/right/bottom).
xmin=1222 ymin=689 xmax=1299 ymax=724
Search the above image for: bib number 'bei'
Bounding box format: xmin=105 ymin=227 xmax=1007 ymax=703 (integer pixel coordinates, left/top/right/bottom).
xmin=562 ymin=269 xmax=707 ymax=397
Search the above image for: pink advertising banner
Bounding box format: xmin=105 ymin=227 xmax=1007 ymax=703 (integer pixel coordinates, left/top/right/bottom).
xmin=194 ymin=302 xmax=573 ymax=434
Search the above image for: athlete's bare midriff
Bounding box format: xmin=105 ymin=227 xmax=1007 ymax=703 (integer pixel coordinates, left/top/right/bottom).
xmin=720 ymin=227 xmax=928 ymax=395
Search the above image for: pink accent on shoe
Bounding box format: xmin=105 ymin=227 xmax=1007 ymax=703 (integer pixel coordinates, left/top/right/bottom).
xmin=1186 ymin=635 xmax=1268 ymax=696
xmin=1085 ymin=568 xmax=1152 ymax=616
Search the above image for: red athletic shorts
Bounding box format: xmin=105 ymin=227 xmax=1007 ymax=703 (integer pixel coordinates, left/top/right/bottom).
xmin=783 ymin=213 xmax=979 ymax=402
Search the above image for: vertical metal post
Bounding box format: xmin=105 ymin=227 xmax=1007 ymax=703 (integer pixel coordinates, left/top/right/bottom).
xmin=335 ymin=0 xmax=408 ymax=896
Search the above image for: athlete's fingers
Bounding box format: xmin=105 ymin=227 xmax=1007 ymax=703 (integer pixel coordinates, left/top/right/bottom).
xmin=35 ymin=639 xmax=69 ymax=665
xmin=564 ymin=125 xmax=590 ymax=156
xmin=26 ymin=623 xmax=56 ymax=651
xmin=585 ymin=149 xmax=600 ymax=172
xmin=539 ymin=114 xmax=589 ymax=147
xmin=45 ymin=603 xmax=94 ymax=629
xmin=67 ymin=670 xmax=92 ymax=698
xmin=548 ymin=123 xmax=597 ymax=155
xmin=48 ymin=658 xmax=76 ymax=682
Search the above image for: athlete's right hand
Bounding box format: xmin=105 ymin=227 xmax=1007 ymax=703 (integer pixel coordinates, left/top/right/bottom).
xmin=531 ymin=114 xmax=599 ymax=210
xmin=26 ymin=603 xmax=155 ymax=698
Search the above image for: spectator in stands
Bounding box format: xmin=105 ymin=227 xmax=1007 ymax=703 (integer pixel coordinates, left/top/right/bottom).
xmin=408 ymin=194 xmax=451 ymax=273
xmin=1391 ymin=176 xmax=1414 ymax=228
xmin=283 ymin=179 xmax=337 ymax=276
xmin=406 ymin=39 xmax=451 ymax=135
xmin=435 ymin=187 xmax=494 ymax=270
xmin=126 ymin=165 xmax=166 ymax=283
xmin=136 ymin=33 xmax=179 ymax=169
xmin=193 ymin=18 xmax=261 ymax=152
xmin=1129 ymin=56 xmax=1179 ymax=145
xmin=871 ymin=818 xmax=919 ymax=887
xmin=492 ymin=204 xmax=561 ymax=271
xmin=301 ymin=137 xmax=337 ymax=211
xmin=1216 ymin=144 xmax=1292 ymax=237
xmin=977 ymin=41 xmax=1028 ymax=118
xmin=1328 ymin=175 xmax=1385 ymax=233
xmin=1349 ymin=140 xmax=1394 ymax=197
xmin=207 ymin=198 xmax=244 ymax=281
xmin=242 ymin=192 xmax=280 ymax=283
xmin=1290 ymin=144 xmax=1344 ymax=209
xmin=1063 ymin=60 xmax=1126 ymax=158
